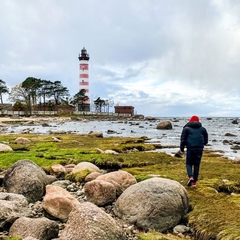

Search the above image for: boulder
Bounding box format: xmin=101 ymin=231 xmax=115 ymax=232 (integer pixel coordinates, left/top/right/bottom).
xmin=83 ymin=179 xmax=116 ymax=206
xmin=72 ymin=161 xmax=101 ymax=174
xmin=14 ymin=137 xmax=31 ymax=144
xmin=52 ymin=136 xmax=61 ymax=142
xmin=144 ymin=116 xmax=156 ymax=121
xmin=88 ymin=131 xmax=103 ymax=138
xmin=59 ymin=202 xmax=124 ymax=240
xmin=49 ymin=164 xmax=67 ymax=179
xmin=231 ymin=145 xmax=240 ymax=150
xmin=113 ymin=177 xmax=189 ymax=232
xmin=0 ymin=143 xmax=13 ymax=152
xmin=225 ymin=132 xmax=237 ymax=137
xmin=85 ymin=171 xmax=102 ymax=182
xmin=64 ymin=164 xmax=76 ymax=173
xmin=104 ymin=149 xmax=119 ymax=155
xmin=49 ymin=130 xmax=67 ymax=134
xmin=0 ymin=193 xmax=31 ymax=229
xmin=96 ymin=170 xmax=137 ymax=196
xmin=42 ymin=185 xmax=80 ymax=222
xmin=51 ymin=180 xmax=71 ymax=189
xmin=3 ymin=160 xmax=57 ymax=203
xmin=156 ymin=120 xmax=173 ymax=130
xmin=232 ymin=119 xmax=238 ymax=124
xmin=9 ymin=217 xmax=59 ymax=240
xmin=233 ymin=157 xmax=240 ymax=164
xmin=96 ymin=148 xmax=119 ymax=155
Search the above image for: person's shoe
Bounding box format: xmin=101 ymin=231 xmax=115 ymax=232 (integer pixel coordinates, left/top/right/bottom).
xmin=187 ymin=177 xmax=194 ymax=186
xmin=192 ymin=182 xmax=197 ymax=187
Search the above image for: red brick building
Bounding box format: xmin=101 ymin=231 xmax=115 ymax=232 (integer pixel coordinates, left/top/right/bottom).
xmin=114 ymin=106 xmax=134 ymax=116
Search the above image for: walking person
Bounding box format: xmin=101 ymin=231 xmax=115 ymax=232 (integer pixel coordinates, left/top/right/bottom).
xmin=180 ymin=116 xmax=208 ymax=187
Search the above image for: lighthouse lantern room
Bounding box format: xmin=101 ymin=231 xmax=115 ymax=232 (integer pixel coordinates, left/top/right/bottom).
xmin=78 ymin=47 xmax=90 ymax=111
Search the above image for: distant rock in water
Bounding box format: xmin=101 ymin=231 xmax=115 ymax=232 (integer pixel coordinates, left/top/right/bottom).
xmin=225 ymin=133 xmax=237 ymax=137
xmin=156 ymin=120 xmax=173 ymax=130
xmin=88 ymin=131 xmax=103 ymax=138
xmin=232 ymin=119 xmax=238 ymax=124
xmin=144 ymin=116 xmax=157 ymax=121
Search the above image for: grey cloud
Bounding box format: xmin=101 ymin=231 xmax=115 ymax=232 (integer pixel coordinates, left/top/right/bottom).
xmin=1 ymin=0 xmax=240 ymax=116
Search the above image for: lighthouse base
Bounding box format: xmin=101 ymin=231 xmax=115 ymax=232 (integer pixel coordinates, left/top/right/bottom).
xmin=77 ymin=103 xmax=90 ymax=112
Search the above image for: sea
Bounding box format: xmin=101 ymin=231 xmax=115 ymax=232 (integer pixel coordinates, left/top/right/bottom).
xmin=5 ymin=117 xmax=240 ymax=160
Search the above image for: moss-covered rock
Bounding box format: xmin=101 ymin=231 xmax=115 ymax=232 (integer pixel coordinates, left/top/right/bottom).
xmin=65 ymin=169 xmax=91 ymax=183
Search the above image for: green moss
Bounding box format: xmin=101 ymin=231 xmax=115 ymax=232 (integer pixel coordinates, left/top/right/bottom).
xmin=1 ymin=133 xmax=240 ymax=239
xmin=65 ymin=169 xmax=91 ymax=182
xmin=5 ymin=237 xmax=22 ymax=240
xmin=137 ymin=230 xmax=185 ymax=240
xmin=134 ymin=173 xmax=152 ymax=182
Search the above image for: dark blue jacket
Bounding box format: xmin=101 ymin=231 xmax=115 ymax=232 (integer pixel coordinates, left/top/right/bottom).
xmin=180 ymin=121 xmax=208 ymax=151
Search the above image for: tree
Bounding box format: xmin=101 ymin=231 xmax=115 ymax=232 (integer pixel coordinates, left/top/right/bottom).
xmin=0 ymin=79 xmax=9 ymax=104
xmin=48 ymin=81 xmax=70 ymax=107
xmin=21 ymin=77 xmax=42 ymax=114
xmin=37 ymin=79 xmax=53 ymax=112
xmin=9 ymin=77 xmax=71 ymax=115
xmin=8 ymin=84 xmax=29 ymax=113
xmin=94 ymin=97 xmax=106 ymax=112
xmin=71 ymin=89 xmax=89 ymax=111
xmin=8 ymin=84 xmax=28 ymax=103
xmin=93 ymin=97 xmax=114 ymax=113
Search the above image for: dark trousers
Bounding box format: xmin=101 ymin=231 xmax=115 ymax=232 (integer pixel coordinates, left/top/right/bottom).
xmin=186 ymin=148 xmax=203 ymax=182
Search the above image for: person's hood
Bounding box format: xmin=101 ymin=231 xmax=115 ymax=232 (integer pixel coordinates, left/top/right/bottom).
xmin=189 ymin=115 xmax=199 ymax=122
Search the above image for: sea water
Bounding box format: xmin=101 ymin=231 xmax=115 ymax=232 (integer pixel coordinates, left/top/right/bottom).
xmin=6 ymin=117 xmax=240 ymax=160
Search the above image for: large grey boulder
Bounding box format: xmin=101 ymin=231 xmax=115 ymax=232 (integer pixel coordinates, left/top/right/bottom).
xmin=113 ymin=177 xmax=189 ymax=232
xmin=60 ymin=202 xmax=125 ymax=240
xmin=3 ymin=160 xmax=57 ymax=203
xmin=9 ymin=217 xmax=59 ymax=240
xmin=0 ymin=193 xmax=31 ymax=229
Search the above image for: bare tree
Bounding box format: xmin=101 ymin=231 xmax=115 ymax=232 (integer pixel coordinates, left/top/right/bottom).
xmin=0 ymin=79 xmax=9 ymax=104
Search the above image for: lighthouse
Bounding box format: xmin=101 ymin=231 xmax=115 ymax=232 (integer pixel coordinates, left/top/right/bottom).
xmin=78 ymin=47 xmax=90 ymax=111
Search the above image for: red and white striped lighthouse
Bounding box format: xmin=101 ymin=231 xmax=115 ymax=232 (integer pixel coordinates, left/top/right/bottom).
xmin=78 ymin=47 xmax=90 ymax=111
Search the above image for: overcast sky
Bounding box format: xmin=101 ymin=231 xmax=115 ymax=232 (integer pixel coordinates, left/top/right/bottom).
xmin=1 ymin=0 xmax=240 ymax=117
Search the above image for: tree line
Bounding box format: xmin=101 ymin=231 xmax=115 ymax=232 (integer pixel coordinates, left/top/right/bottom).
xmin=0 ymin=77 xmax=114 ymax=115
xmin=0 ymin=77 xmax=90 ymax=115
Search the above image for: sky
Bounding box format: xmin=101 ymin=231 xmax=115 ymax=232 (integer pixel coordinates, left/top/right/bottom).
xmin=1 ymin=0 xmax=240 ymax=117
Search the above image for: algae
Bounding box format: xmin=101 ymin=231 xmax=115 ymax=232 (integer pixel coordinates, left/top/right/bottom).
xmin=0 ymin=133 xmax=240 ymax=239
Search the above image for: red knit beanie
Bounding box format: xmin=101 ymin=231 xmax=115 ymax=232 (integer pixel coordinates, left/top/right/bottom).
xmin=189 ymin=115 xmax=199 ymax=122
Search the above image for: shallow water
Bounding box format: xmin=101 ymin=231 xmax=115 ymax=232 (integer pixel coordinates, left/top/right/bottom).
xmin=6 ymin=117 xmax=240 ymax=160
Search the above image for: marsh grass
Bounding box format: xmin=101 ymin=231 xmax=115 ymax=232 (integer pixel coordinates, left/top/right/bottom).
xmin=0 ymin=133 xmax=240 ymax=239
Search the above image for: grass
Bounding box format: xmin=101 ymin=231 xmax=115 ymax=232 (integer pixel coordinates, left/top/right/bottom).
xmin=0 ymin=133 xmax=240 ymax=239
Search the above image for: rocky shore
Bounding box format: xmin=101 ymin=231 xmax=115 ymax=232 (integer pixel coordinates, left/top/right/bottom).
xmin=1 ymin=115 xmax=239 ymax=239
xmin=0 ymin=158 xmax=194 ymax=240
